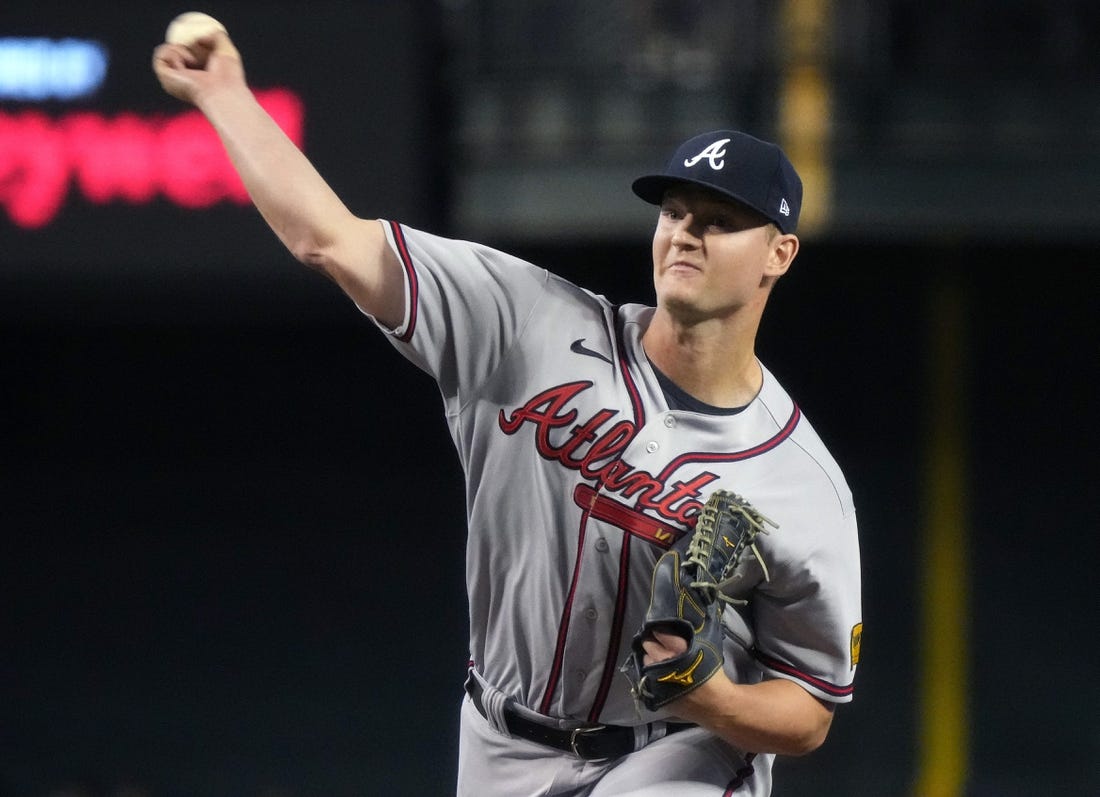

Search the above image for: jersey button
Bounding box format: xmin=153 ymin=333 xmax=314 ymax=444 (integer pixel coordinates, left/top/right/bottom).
xmin=595 ymin=538 xmax=610 ymax=552
xmin=585 ymin=608 xmax=598 ymax=621
xmin=664 ymin=415 xmax=676 ymax=428
xmin=646 ymin=441 xmax=659 ymax=453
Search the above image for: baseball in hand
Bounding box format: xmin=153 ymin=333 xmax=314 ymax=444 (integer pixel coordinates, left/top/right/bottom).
xmin=165 ymin=12 xmax=227 ymax=47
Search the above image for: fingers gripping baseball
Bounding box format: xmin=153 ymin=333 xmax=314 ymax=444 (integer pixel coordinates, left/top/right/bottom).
xmin=153 ymin=14 xmax=243 ymax=106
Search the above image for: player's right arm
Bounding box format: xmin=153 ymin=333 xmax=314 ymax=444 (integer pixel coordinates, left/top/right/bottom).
xmin=151 ymin=31 xmax=405 ymax=328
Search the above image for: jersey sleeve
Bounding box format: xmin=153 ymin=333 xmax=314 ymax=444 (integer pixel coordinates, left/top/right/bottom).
xmin=750 ymin=502 xmax=863 ymax=704
xmin=371 ymin=220 xmax=551 ymax=407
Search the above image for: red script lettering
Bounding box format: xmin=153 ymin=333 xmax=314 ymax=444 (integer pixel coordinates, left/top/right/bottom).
xmin=0 ymin=89 xmax=303 ymax=228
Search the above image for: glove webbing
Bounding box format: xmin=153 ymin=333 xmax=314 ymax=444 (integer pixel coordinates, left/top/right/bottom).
xmin=685 ymin=491 xmax=777 ymax=606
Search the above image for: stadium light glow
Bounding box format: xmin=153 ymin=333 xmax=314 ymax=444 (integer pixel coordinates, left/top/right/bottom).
xmin=0 ymin=37 xmax=108 ymax=100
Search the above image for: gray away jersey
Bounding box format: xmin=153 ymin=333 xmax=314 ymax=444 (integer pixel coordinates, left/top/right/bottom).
xmin=372 ymin=220 xmax=862 ymax=730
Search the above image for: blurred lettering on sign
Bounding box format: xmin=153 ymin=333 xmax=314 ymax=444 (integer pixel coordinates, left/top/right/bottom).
xmin=0 ymin=89 xmax=304 ymax=228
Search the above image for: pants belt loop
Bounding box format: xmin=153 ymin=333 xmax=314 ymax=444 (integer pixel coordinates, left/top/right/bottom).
xmin=465 ymin=668 xmax=513 ymax=738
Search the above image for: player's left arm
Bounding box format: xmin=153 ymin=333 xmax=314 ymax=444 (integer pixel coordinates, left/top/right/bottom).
xmin=640 ymin=631 xmax=834 ymax=755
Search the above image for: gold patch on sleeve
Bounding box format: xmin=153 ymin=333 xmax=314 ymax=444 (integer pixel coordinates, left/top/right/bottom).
xmin=850 ymin=622 xmax=863 ymax=668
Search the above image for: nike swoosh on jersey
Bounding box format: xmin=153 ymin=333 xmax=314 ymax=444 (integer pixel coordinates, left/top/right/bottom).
xmin=570 ymin=338 xmax=613 ymax=365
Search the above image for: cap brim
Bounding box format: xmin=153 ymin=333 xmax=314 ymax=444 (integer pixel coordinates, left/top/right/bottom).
xmin=631 ymin=174 xmax=760 ymax=218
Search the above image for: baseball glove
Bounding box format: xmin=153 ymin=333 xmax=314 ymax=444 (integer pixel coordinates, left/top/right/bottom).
xmin=622 ymin=489 xmax=776 ymax=711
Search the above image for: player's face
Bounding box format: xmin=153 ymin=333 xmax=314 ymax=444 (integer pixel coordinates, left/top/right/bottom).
xmin=651 ymin=186 xmax=795 ymax=323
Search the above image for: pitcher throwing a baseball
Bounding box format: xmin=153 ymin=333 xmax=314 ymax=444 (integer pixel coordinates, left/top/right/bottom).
xmin=153 ymin=15 xmax=862 ymax=796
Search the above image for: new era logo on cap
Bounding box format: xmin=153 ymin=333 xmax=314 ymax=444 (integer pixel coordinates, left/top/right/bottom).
xmin=632 ymin=130 xmax=803 ymax=233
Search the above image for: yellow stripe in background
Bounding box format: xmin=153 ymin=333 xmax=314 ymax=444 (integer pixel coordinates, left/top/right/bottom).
xmin=777 ymin=0 xmax=832 ymax=235
xmin=775 ymin=7 xmax=970 ymax=785
xmin=914 ymin=274 xmax=971 ymax=796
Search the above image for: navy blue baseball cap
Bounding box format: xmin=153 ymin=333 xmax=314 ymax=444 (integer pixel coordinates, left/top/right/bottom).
xmin=632 ymin=130 xmax=803 ymax=234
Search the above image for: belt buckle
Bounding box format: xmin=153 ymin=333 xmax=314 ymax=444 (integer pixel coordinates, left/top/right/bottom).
xmin=569 ymin=724 xmax=608 ymax=759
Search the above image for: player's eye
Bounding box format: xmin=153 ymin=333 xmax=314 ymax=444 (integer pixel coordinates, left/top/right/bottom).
xmin=700 ymin=215 xmax=741 ymax=232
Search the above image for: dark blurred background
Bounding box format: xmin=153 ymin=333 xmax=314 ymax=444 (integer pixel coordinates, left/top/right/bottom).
xmin=2 ymin=2 xmax=1097 ymax=796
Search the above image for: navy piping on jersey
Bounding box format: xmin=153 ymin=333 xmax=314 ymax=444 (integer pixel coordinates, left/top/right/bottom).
xmin=655 ymin=403 xmax=801 ymax=484
xmin=541 ymin=308 xmax=647 ymax=718
xmin=587 ymin=308 xmax=649 ymax=720
xmin=754 ymin=650 xmax=854 ymax=698
xmin=723 ymin=753 xmax=757 ymax=795
xmin=539 ymin=493 xmax=594 ymax=716
xmin=388 ymin=221 xmax=418 ymax=343
xmin=616 ymin=307 xmax=647 ymax=426
xmin=587 ymin=528 xmax=634 ymax=724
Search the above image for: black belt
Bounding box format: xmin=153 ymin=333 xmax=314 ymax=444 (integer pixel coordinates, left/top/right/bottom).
xmin=466 ymin=676 xmax=691 ymax=761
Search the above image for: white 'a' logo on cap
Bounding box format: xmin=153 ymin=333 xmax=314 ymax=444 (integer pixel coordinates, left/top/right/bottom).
xmin=683 ymin=138 xmax=731 ymax=170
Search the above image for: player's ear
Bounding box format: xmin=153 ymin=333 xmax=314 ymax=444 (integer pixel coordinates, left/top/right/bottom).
xmin=765 ymin=232 xmax=798 ymax=278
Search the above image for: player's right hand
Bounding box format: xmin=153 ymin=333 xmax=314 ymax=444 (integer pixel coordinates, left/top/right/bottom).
xmin=639 ymin=626 xmax=689 ymax=666
xmin=152 ymin=31 xmax=245 ymax=107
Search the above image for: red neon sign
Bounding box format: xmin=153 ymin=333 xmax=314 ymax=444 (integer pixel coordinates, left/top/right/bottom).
xmin=0 ymin=88 xmax=303 ymax=229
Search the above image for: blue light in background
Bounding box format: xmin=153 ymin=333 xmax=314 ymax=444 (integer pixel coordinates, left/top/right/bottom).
xmin=0 ymin=38 xmax=108 ymax=101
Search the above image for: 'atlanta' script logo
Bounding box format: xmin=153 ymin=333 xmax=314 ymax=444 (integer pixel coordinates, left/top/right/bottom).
xmin=498 ymin=381 xmax=720 ymax=527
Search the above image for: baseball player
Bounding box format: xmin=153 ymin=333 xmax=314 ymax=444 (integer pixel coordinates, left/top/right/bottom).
xmin=154 ymin=26 xmax=861 ymax=797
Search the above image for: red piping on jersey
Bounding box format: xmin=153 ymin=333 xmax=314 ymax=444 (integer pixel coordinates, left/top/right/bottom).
xmin=754 ymin=650 xmax=854 ymax=698
xmin=724 ymin=752 xmax=757 ymax=795
xmin=387 ymin=221 xmax=418 ymax=343
xmin=539 ymin=501 xmax=592 ymax=715
xmin=614 ymin=307 xmax=646 ymax=427
xmin=655 ymin=403 xmax=802 ymax=483
xmin=581 ymin=309 xmax=649 ymax=720
xmin=539 ymin=310 xmax=646 ymax=716
xmin=588 ymin=530 xmax=633 ymax=723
